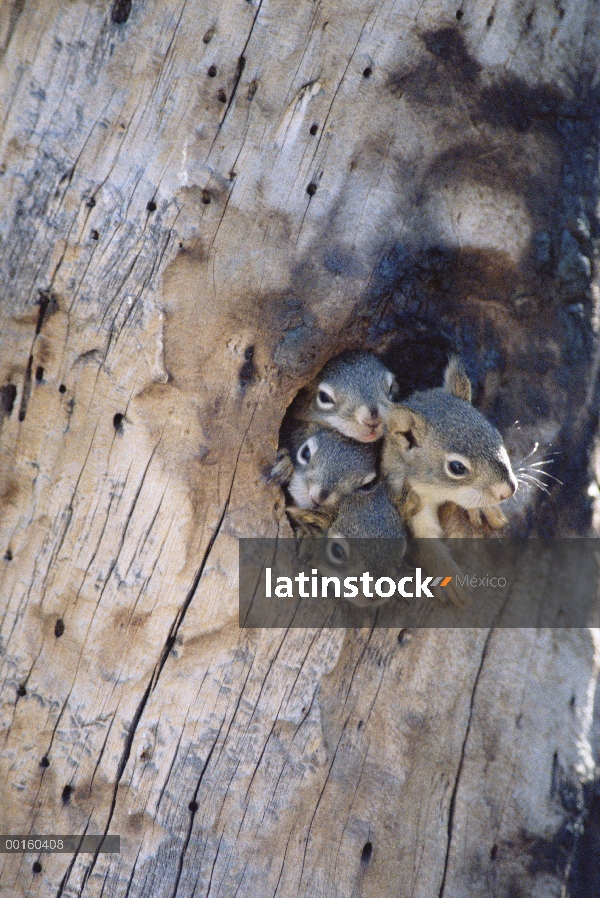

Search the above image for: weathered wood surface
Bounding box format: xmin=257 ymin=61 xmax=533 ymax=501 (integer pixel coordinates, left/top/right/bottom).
xmin=0 ymin=0 xmax=600 ymax=895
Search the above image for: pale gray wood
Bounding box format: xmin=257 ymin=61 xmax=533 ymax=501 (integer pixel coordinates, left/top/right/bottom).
xmin=0 ymin=1 xmax=599 ymax=896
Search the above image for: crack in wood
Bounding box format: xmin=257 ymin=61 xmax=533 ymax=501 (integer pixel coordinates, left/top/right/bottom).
xmin=438 ymin=629 xmax=493 ymax=898
xmin=66 ymin=486 xmax=234 ymax=895
xmin=217 ymin=2 xmax=262 ymax=133
xmin=170 ymin=739 xmax=219 ymax=898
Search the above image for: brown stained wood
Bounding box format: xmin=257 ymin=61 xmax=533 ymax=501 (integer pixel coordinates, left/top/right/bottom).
xmin=0 ymin=1 xmax=599 ymax=896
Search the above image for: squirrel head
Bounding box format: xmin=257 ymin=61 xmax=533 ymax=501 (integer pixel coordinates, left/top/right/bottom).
xmin=386 ymin=357 xmax=517 ymax=509
xmin=327 ymin=482 xmax=406 ymax=540
xmin=288 ymin=483 xmax=406 ymax=608
xmin=287 ymin=428 xmax=378 ymax=508
xmin=328 ymin=484 xmax=405 ymax=609
xmin=306 ymin=351 xmax=398 ymax=442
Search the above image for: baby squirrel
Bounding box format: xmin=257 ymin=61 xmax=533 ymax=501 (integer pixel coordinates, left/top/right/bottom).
xmin=288 ymin=481 xmax=406 ymax=538
xmin=382 ymin=356 xmax=516 ymax=608
xmin=287 ymin=350 xmax=398 ymax=443
xmin=383 ymin=356 xmax=517 ymax=538
xmin=288 ymin=483 xmax=407 ymax=608
xmin=271 ymin=349 xmax=396 ymax=511
xmin=271 ymin=426 xmax=378 ymax=509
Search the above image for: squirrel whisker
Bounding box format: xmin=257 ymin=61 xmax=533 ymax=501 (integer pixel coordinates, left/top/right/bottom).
xmin=517 ymin=460 xmax=561 ymax=480
xmin=520 ymin=442 xmax=541 ymax=463
xmin=515 ymin=452 xmax=560 ymax=474
xmin=518 ymin=473 xmax=551 ymax=494
xmin=520 ymin=471 xmax=548 ymax=484
xmin=523 ymin=467 xmax=563 ymax=485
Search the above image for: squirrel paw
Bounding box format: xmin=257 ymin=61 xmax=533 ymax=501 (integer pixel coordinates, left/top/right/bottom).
xmin=398 ymin=485 xmax=422 ymax=521
xmin=286 ymin=505 xmax=334 ymax=537
xmin=410 ymin=541 xmax=472 ymax=608
xmin=434 ymin=570 xmax=472 ymax=609
xmin=480 ymin=506 xmax=508 ymax=530
xmin=466 ymin=507 xmax=508 ymax=530
xmin=268 ymin=448 xmax=294 ymax=486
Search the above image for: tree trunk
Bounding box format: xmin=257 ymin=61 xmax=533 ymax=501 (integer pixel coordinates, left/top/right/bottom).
xmin=1 ymin=1 xmax=599 ymax=896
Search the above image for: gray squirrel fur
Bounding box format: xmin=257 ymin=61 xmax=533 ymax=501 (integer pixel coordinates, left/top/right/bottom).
xmin=383 ymin=356 xmax=517 ymax=539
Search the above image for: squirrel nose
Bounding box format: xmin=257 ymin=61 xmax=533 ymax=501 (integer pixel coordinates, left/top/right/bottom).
xmin=494 ymin=479 xmax=517 ymax=501
xmin=359 ymin=407 xmax=382 ymax=428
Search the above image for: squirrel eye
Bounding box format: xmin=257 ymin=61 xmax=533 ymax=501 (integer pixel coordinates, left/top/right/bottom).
xmin=326 ymin=540 xmax=348 ymax=565
xmin=298 ymin=442 xmax=312 ymax=465
xmin=317 ymin=388 xmax=335 ymax=408
xmin=446 ymin=459 xmax=469 ymax=477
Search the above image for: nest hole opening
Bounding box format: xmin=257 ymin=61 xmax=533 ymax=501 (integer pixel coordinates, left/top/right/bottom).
xmin=271 ymin=328 xmax=456 ymax=541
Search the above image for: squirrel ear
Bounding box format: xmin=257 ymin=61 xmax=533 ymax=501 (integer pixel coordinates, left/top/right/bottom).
xmin=387 ymin=405 xmax=414 ymax=434
xmin=387 ymin=406 xmax=428 ymax=444
xmin=443 ymin=356 xmax=472 ymax=403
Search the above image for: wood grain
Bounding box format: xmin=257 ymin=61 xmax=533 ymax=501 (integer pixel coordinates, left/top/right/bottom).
xmin=0 ymin=1 xmax=599 ymax=895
